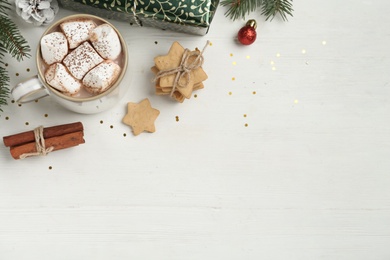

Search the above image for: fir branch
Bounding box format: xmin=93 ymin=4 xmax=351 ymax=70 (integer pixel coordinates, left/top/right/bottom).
xmin=261 ymin=0 xmax=293 ymax=21
xmin=0 ymin=0 xmax=31 ymax=112
xmin=0 ymin=6 xmax=31 ymax=61
xmin=221 ymin=0 xmax=293 ymax=21
xmin=221 ymin=0 xmax=261 ymax=21
xmin=0 ymin=64 xmax=10 ymax=112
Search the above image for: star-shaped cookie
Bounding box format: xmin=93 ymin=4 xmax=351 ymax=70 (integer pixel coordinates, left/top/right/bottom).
xmin=153 ymin=42 xmax=208 ymax=99
xmin=122 ymin=98 xmax=160 ymax=136
xmin=151 ymin=66 xmax=206 ymax=102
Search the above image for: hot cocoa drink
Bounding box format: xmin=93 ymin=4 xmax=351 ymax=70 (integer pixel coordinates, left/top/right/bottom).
xmin=38 ymin=17 xmax=125 ymax=98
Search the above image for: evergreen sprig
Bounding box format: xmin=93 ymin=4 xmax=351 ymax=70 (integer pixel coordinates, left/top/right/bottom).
xmin=0 ymin=65 xmax=10 ymax=110
xmin=221 ymin=0 xmax=293 ymax=21
xmin=0 ymin=0 xmax=31 ymax=112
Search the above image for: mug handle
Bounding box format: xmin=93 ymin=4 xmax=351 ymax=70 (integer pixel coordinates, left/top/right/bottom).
xmin=11 ymin=75 xmax=49 ymax=103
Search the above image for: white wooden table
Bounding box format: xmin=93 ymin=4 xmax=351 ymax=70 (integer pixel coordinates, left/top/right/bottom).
xmin=1 ymin=0 xmax=390 ymax=259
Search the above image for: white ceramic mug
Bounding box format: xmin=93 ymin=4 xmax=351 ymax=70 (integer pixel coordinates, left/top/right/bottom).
xmin=11 ymin=14 xmax=129 ymax=114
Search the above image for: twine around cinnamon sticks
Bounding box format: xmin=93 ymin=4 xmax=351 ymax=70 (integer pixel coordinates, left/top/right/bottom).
xmin=3 ymin=122 xmax=85 ymax=160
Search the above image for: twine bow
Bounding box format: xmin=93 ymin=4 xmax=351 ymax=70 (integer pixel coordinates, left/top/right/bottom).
xmin=19 ymin=126 xmax=54 ymax=159
xmin=153 ymin=41 xmax=209 ymax=97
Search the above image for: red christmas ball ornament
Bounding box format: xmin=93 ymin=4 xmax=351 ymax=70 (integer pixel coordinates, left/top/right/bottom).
xmin=237 ymin=19 xmax=257 ymax=45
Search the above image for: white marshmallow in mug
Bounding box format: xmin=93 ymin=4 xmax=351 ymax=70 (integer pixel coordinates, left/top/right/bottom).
xmin=45 ymin=63 xmax=81 ymax=95
xmin=40 ymin=32 xmax=68 ymax=65
xmin=83 ymin=60 xmax=121 ymax=94
xmin=60 ymin=18 xmax=96 ymax=49
xmin=90 ymin=24 xmax=122 ymax=60
xmin=63 ymin=41 xmax=104 ymax=80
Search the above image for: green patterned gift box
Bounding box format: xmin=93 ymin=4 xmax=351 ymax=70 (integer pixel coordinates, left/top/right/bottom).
xmin=58 ymin=0 xmax=219 ymax=35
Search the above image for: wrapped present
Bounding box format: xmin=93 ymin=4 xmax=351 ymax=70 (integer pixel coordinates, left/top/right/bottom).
xmin=58 ymin=0 xmax=219 ymax=35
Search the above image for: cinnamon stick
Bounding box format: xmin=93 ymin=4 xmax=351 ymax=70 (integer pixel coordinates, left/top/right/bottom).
xmin=3 ymin=122 xmax=83 ymax=147
xmin=9 ymin=131 xmax=85 ymax=160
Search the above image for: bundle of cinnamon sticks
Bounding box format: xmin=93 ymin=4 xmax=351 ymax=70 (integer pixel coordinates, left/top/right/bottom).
xmin=3 ymin=122 xmax=85 ymax=160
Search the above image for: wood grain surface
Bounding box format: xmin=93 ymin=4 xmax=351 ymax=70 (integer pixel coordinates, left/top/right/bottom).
xmin=1 ymin=0 xmax=389 ymax=259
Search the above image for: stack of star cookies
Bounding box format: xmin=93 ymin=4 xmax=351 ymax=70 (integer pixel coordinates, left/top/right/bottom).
xmin=151 ymin=41 xmax=208 ymax=103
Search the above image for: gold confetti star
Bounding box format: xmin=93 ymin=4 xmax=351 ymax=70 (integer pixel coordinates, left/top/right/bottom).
xmin=122 ymin=98 xmax=160 ymax=136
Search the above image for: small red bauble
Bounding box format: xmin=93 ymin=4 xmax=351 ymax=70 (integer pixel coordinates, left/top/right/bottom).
xmin=237 ymin=19 xmax=257 ymax=45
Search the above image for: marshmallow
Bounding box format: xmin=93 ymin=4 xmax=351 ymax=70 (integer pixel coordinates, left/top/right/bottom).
xmin=63 ymin=41 xmax=104 ymax=80
xmin=83 ymin=60 xmax=121 ymax=94
xmin=45 ymin=63 xmax=81 ymax=95
xmin=90 ymin=24 xmax=122 ymax=60
xmin=40 ymin=32 xmax=68 ymax=65
xmin=60 ymin=18 xmax=96 ymax=49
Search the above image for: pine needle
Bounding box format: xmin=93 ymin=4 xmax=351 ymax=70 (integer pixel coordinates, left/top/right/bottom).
xmin=221 ymin=0 xmax=262 ymax=21
xmin=0 ymin=65 xmax=10 ymax=112
xmin=221 ymin=0 xmax=293 ymax=21
xmin=261 ymin=0 xmax=293 ymax=21
xmin=0 ymin=18 xmax=31 ymax=61
xmin=0 ymin=0 xmax=31 ymax=111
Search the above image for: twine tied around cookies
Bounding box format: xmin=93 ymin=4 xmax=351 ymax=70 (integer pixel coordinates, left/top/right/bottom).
xmin=19 ymin=126 xmax=54 ymax=159
xmin=153 ymin=41 xmax=209 ymax=97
